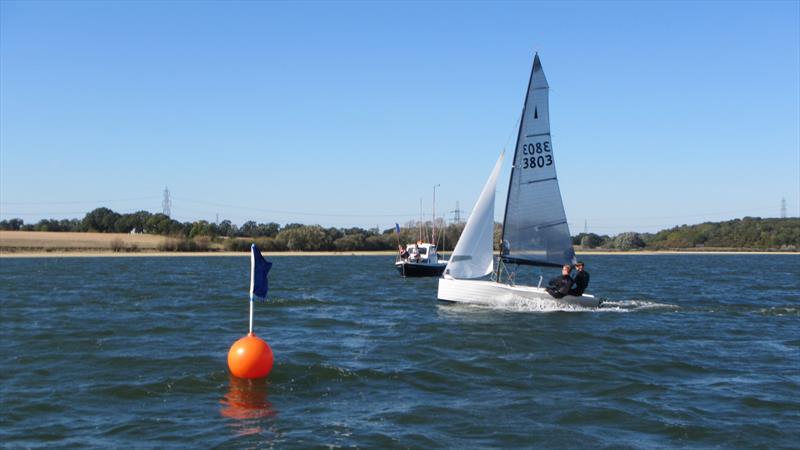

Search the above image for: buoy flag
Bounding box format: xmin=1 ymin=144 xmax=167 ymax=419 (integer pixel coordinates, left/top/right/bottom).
xmin=250 ymin=244 xmax=272 ymax=300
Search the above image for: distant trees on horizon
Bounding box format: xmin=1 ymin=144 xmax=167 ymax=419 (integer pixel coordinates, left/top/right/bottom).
xmin=0 ymin=208 xmax=797 ymax=251
xmin=571 ymin=217 xmax=799 ymax=251
xmin=0 ymin=207 xmax=462 ymax=252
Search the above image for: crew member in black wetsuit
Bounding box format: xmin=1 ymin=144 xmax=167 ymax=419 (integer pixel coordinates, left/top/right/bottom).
xmin=545 ymin=264 xmax=573 ymax=299
xmin=569 ymin=261 xmax=590 ymax=296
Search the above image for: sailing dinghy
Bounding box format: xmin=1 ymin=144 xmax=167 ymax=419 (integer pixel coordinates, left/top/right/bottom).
xmin=437 ymin=54 xmax=600 ymax=308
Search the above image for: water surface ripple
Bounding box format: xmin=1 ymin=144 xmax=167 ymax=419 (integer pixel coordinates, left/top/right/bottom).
xmin=1 ymin=254 xmax=798 ymax=448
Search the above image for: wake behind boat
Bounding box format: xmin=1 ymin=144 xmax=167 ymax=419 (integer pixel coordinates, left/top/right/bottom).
xmin=437 ymin=54 xmax=600 ymax=308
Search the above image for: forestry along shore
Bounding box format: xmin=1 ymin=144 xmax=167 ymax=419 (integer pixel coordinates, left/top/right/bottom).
xmin=1 ymin=231 xmax=796 ymax=258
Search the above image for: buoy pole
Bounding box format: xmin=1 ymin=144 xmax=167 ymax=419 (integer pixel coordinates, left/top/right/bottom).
xmin=248 ymin=296 xmax=254 ymax=335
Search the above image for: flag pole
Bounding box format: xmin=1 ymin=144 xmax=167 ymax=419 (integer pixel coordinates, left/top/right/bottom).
xmin=248 ymin=243 xmax=271 ymax=337
xmin=394 ymin=223 xmax=401 ymax=254
xmin=249 ymin=296 xmax=254 ymax=335
xmin=249 ymin=243 xmax=255 ymax=335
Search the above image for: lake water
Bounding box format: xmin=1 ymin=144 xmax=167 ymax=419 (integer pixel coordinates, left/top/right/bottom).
xmin=1 ymin=254 xmax=798 ymax=448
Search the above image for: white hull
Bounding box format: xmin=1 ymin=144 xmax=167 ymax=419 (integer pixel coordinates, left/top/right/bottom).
xmin=438 ymin=277 xmax=601 ymax=308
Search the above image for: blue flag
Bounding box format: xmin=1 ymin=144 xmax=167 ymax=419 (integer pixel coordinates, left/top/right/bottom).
xmin=250 ymin=244 xmax=272 ymax=300
xmin=395 ymin=223 xmax=400 ymax=235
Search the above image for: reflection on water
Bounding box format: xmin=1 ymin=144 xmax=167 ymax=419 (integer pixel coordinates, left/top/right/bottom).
xmin=220 ymin=375 xmax=276 ymax=436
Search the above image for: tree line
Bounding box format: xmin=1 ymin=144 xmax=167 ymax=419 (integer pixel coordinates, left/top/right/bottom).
xmin=1 ymin=208 xmax=797 ymax=251
xmin=572 ymin=217 xmax=799 ymax=250
xmin=0 ymin=207 xmax=466 ymax=252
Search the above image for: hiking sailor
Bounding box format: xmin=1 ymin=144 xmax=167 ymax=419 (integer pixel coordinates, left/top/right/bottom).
xmin=569 ymin=261 xmax=590 ymax=296
xmin=545 ymin=264 xmax=573 ymax=299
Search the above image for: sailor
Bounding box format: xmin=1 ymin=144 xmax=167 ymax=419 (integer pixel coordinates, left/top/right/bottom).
xmin=501 ymin=239 xmax=510 ymax=257
xmin=545 ymin=264 xmax=573 ymax=299
xmin=569 ymin=261 xmax=590 ymax=296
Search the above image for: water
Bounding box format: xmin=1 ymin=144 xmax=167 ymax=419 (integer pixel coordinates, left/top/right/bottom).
xmin=1 ymin=254 xmax=798 ymax=448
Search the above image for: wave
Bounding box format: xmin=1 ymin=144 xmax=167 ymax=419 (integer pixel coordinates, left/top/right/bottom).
xmin=757 ymin=307 xmax=800 ymax=317
xmin=598 ymin=299 xmax=679 ymax=312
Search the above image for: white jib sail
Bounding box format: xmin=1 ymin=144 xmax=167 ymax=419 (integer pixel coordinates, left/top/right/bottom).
xmin=444 ymin=152 xmax=505 ymax=279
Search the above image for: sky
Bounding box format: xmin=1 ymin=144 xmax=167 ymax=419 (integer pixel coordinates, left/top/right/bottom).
xmin=1 ymin=0 xmax=798 ymax=235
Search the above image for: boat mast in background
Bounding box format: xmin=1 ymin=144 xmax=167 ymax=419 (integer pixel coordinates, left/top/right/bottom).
xmin=432 ymin=184 xmax=440 ymax=246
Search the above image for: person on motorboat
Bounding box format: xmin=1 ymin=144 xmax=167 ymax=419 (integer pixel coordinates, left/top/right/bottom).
xmin=569 ymin=261 xmax=590 ymax=296
xmin=545 ymin=264 xmax=573 ymax=299
xmin=410 ymin=243 xmax=420 ymax=262
xmin=398 ymin=245 xmax=410 ymax=260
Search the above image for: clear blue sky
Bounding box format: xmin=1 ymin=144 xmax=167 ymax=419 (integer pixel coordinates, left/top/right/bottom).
xmin=1 ymin=1 xmax=798 ymax=234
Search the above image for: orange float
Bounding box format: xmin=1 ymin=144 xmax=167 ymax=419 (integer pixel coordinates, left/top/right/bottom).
xmin=227 ymin=333 xmax=274 ymax=379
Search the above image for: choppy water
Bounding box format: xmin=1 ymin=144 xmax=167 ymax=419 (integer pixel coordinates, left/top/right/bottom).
xmin=1 ymin=254 xmax=798 ymax=448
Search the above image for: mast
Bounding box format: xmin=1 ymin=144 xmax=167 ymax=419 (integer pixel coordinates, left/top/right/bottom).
xmin=432 ymin=184 xmax=440 ymax=246
xmin=419 ymin=198 xmax=423 ymax=242
xmin=499 ymin=53 xmax=539 ymax=267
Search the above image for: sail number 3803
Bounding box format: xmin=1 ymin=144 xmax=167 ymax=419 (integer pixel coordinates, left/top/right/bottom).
xmin=521 ymin=141 xmax=553 ymax=170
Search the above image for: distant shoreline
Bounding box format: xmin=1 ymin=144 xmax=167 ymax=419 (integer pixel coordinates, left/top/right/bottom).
xmin=0 ymin=250 xmax=397 ymax=258
xmin=1 ymin=250 xmax=797 ymax=258
xmin=1 ymin=230 xmax=796 ymax=258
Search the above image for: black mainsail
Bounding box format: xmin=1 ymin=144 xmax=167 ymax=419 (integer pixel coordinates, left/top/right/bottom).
xmin=501 ymin=54 xmax=576 ymax=268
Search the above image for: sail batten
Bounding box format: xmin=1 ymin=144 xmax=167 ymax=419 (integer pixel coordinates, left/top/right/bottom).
xmin=518 ymin=219 xmax=569 ymax=231
xmin=524 ymin=177 xmax=557 ymax=185
xmin=500 ymin=54 xmax=576 ymax=268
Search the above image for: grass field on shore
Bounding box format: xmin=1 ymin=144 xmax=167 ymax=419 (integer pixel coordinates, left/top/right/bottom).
xmin=0 ymin=231 xmax=796 ymax=257
xmin=0 ymin=231 xmax=165 ymax=251
xmin=0 ymin=231 xmax=399 ymax=257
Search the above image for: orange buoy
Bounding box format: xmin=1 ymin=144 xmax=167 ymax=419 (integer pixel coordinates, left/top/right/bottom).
xmin=227 ymin=333 xmax=274 ymax=379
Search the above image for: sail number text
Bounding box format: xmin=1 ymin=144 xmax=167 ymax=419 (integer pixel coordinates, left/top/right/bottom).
xmin=521 ymin=141 xmax=553 ymax=170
